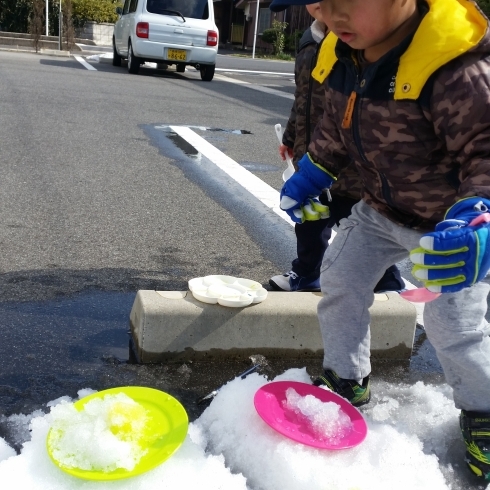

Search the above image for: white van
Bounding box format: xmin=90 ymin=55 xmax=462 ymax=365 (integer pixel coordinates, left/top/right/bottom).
xmin=113 ymin=0 xmax=219 ymax=81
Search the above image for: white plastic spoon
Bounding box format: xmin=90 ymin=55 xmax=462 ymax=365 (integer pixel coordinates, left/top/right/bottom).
xmin=275 ymin=123 xmax=332 ymax=202
xmin=275 ymin=124 xmax=295 ymax=182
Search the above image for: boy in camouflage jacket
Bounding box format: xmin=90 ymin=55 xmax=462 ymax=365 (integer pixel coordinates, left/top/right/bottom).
xmin=269 ymin=3 xmax=403 ymax=293
xmin=271 ymin=0 xmax=490 ymax=479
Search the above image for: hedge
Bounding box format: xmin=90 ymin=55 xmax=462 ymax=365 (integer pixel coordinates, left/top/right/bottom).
xmin=71 ymin=0 xmax=122 ymax=28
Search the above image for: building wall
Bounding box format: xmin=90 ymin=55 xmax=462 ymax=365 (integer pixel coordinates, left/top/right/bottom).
xmin=227 ymin=1 xmax=309 ymax=50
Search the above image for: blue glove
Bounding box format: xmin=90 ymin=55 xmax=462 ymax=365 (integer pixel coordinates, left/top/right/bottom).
xmin=280 ymin=153 xmax=336 ymax=223
xmin=409 ymin=197 xmax=490 ymax=293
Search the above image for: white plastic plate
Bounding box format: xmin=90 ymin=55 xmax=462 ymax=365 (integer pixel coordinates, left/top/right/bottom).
xmin=188 ymin=275 xmax=268 ymax=307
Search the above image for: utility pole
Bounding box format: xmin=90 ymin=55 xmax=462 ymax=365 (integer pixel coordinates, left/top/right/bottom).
xmin=252 ymin=0 xmax=260 ymax=59
xmin=58 ymin=0 xmax=62 ymax=50
xmin=46 ymin=0 xmax=49 ymax=36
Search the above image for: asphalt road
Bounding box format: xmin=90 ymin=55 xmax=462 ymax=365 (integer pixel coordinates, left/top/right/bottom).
xmin=0 ymin=49 xmax=437 ymax=428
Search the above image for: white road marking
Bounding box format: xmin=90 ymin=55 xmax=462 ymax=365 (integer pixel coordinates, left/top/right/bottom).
xmin=73 ymin=55 xmax=97 ymax=71
xmin=215 ymin=68 xmax=293 ymax=76
xmin=214 ymin=74 xmax=294 ymax=100
xmin=169 ymin=125 xmax=297 ymax=227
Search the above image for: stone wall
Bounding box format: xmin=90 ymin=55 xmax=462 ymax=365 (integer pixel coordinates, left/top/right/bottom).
xmin=76 ymin=22 xmax=114 ymax=46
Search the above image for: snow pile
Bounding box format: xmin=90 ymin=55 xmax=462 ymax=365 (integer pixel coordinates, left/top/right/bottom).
xmin=0 ymin=438 xmax=15 ymax=462
xmin=0 ymin=369 xmax=488 ymax=489
xmin=0 ymin=394 xmax=247 ymax=490
xmin=196 ymin=369 xmax=450 ymax=490
xmin=283 ymin=387 xmax=352 ymax=443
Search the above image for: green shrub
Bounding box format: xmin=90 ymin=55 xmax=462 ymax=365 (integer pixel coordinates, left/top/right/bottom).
xmin=286 ymin=29 xmax=303 ymax=54
xmin=71 ymin=0 xmax=122 ymax=28
xmin=274 ymin=52 xmax=293 ymax=61
xmin=0 ymin=0 xmax=31 ymax=32
xmin=260 ymin=20 xmax=288 ymax=55
xmin=260 ymin=28 xmax=276 ymax=46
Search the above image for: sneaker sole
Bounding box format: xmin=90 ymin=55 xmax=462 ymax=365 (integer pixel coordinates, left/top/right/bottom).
xmin=269 ymin=279 xmax=321 ymax=293
xmin=268 ymin=279 xmax=290 ymax=291
xmin=351 ymin=393 xmax=371 ymax=408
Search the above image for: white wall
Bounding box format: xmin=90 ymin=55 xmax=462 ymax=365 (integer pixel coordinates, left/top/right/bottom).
xmin=76 ymin=22 xmax=113 ymax=46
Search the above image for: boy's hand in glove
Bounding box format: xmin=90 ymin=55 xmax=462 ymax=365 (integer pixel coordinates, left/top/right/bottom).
xmin=280 ymin=153 xmax=335 ymax=223
xmin=410 ymin=197 xmax=490 ymax=293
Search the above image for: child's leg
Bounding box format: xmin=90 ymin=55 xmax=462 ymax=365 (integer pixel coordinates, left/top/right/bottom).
xmin=424 ymin=282 xmax=490 ymax=412
xmin=270 ymin=195 xmax=335 ymax=291
xmin=292 ymin=219 xmax=332 ymax=278
xmin=291 ymin=192 xmax=338 ymax=278
xmin=330 ymin=196 xmax=405 ymax=293
xmin=318 ymin=201 xmax=419 ymax=380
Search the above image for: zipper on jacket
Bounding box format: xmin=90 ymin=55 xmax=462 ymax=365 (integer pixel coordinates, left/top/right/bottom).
xmin=352 ymin=93 xmax=395 ymax=207
xmin=351 ymin=77 xmax=368 ymax=163
xmin=341 ymin=92 xmax=357 ymax=129
xmin=379 ymin=172 xmax=397 ymax=208
xmin=349 ymin=69 xmax=395 ymax=209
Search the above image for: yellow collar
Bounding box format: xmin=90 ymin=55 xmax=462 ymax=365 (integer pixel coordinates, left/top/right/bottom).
xmin=312 ymin=0 xmax=488 ymax=100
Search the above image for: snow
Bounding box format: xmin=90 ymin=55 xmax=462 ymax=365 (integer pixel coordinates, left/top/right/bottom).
xmin=283 ymin=387 xmax=352 ymax=443
xmin=0 ymin=368 xmax=488 ymax=489
xmin=48 ymin=393 xmax=151 ymax=472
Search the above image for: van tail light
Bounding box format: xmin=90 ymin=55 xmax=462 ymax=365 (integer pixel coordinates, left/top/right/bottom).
xmin=207 ymin=30 xmax=218 ymax=46
xmin=136 ymin=22 xmax=149 ymax=38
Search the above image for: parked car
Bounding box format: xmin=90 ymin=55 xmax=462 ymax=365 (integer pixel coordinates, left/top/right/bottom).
xmin=113 ymin=0 xmax=219 ymax=81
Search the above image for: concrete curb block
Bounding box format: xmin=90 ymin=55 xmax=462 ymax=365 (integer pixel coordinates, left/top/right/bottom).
xmin=0 ymin=46 xmax=72 ymax=57
xmin=39 ymin=49 xmax=72 ymax=57
xmin=129 ymin=291 xmax=417 ymax=363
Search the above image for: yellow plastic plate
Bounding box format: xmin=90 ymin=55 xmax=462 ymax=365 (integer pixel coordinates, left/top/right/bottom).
xmin=46 ymin=386 xmax=188 ymax=481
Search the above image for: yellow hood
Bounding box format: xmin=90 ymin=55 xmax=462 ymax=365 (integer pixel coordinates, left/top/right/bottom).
xmin=312 ymin=0 xmax=488 ymax=100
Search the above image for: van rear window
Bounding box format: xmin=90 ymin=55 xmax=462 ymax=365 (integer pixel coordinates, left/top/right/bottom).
xmin=146 ymin=0 xmax=209 ymax=19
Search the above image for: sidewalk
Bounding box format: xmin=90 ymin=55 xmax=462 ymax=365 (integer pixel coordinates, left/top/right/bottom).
xmin=0 ymin=43 xmax=111 ymax=57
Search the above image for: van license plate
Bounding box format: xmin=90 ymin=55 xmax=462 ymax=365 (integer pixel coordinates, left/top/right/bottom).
xmin=167 ymin=49 xmax=187 ymax=61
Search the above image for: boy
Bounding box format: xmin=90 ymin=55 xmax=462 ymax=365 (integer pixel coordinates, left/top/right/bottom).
xmin=270 ymin=0 xmax=490 ymax=480
xmin=269 ymin=3 xmax=403 ymax=294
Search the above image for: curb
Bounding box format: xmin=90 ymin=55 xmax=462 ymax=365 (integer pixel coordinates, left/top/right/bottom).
xmin=0 ymin=46 xmax=72 ymax=57
xmin=129 ymin=291 xmax=417 ymax=363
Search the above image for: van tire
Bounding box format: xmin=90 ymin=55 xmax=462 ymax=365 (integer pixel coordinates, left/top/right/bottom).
xmin=113 ymin=38 xmax=122 ymax=67
xmin=176 ymin=64 xmax=186 ymax=73
xmin=200 ymin=64 xmax=215 ymax=82
xmin=127 ymin=42 xmax=140 ymax=74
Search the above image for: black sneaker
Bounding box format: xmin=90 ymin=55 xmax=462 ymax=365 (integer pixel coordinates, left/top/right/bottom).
xmin=313 ymin=370 xmax=371 ymax=407
xmin=460 ymin=410 xmax=490 ymax=480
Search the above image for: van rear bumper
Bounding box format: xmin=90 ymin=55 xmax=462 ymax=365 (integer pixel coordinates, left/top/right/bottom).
xmin=132 ymin=39 xmax=217 ymax=64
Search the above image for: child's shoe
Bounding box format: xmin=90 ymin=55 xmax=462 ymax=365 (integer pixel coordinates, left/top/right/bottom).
xmin=313 ymin=370 xmax=371 ymax=407
xmin=269 ymin=271 xmax=321 ymax=292
xmin=460 ymin=410 xmax=490 ymax=480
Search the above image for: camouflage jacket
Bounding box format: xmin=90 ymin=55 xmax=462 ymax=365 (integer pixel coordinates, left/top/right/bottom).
xmin=283 ymin=22 xmax=361 ymax=201
xmin=309 ymin=0 xmax=490 ymax=230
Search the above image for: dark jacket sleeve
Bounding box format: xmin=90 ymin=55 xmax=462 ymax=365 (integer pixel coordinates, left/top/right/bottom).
xmin=430 ymin=53 xmax=490 ymax=200
xmin=282 ymin=65 xmax=299 ymax=149
xmin=283 ymin=27 xmax=316 ymax=154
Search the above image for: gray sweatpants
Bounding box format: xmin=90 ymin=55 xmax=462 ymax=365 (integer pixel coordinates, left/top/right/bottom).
xmin=318 ymin=200 xmax=490 ymax=412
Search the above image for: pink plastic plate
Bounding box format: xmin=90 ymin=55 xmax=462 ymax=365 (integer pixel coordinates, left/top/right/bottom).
xmin=254 ymin=381 xmax=367 ymax=449
xmin=400 ymin=288 xmax=442 ymax=303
